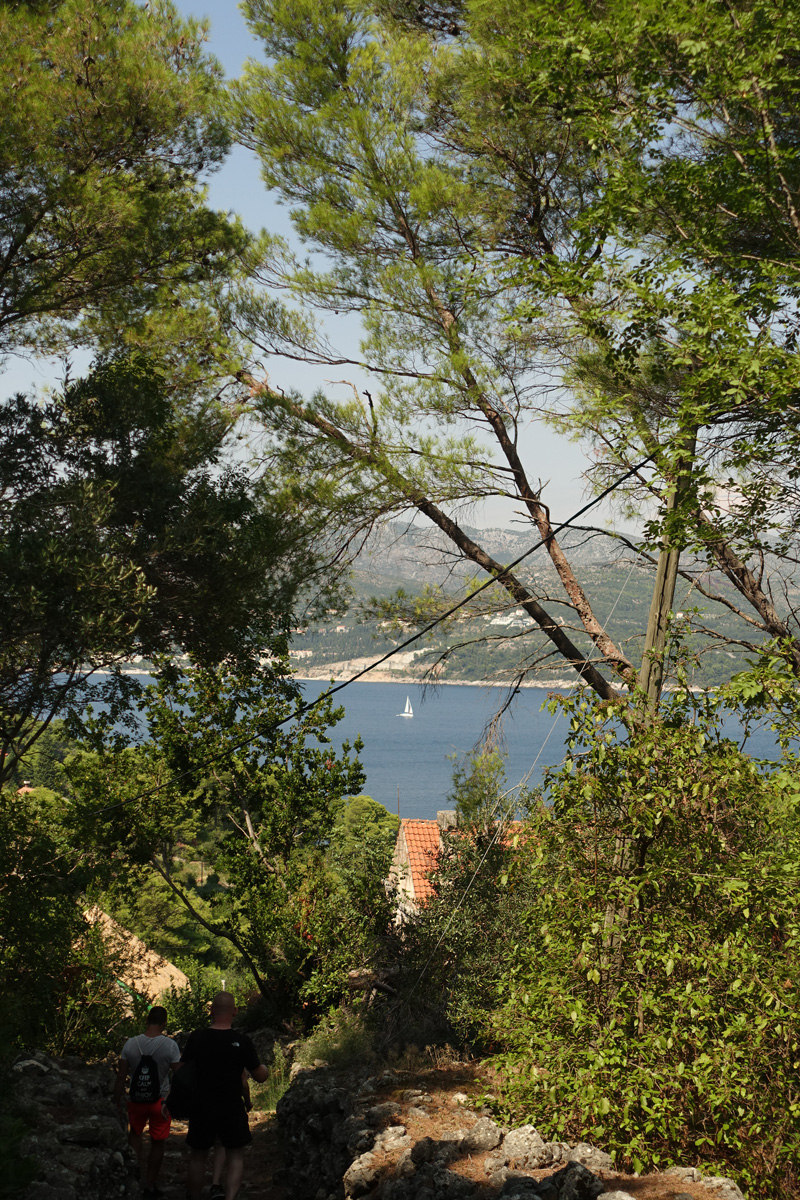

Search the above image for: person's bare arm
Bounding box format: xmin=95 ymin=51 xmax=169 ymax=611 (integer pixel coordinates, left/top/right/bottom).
xmin=249 ymin=1063 xmax=268 ymax=1083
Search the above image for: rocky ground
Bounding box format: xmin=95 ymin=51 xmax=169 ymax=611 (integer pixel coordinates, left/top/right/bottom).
xmin=11 ymin=1052 xmax=746 ymax=1200
xmin=273 ymin=1060 xmax=744 ymax=1200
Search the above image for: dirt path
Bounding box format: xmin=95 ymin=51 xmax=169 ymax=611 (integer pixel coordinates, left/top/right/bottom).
xmin=146 ymin=1110 xmax=290 ymax=1199
xmin=361 ymin=1064 xmax=734 ymax=1200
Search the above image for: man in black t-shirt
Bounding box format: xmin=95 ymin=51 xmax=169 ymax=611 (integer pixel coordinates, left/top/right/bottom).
xmin=182 ymin=992 xmax=268 ymax=1200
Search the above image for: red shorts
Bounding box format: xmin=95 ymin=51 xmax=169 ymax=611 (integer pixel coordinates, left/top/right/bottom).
xmin=128 ymin=1099 xmax=171 ymax=1141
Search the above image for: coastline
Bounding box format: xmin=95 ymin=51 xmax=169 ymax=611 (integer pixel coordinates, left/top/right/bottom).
xmin=294 ymin=666 xmax=707 ymax=693
xmin=110 ymin=667 xmax=700 ymax=696
xmin=295 ymin=666 xmax=580 ymax=689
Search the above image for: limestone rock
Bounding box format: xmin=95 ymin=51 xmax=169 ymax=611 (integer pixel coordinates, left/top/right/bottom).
xmin=366 ymin=1100 xmax=402 ymax=1126
xmin=396 ymin=1148 xmax=416 ymax=1178
xmin=501 ymin=1123 xmax=547 ymax=1168
xmin=565 ymin=1143 xmax=613 ymax=1173
xmin=375 ymin=1124 xmax=411 ymax=1152
xmin=661 ymin=1166 xmax=745 ymax=1200
xmin=499 ymin=1175 xmax=540 ymax=1197
xmin=701 ymin=1177 xmax=746 ymax=1200
xmin=14 ymin=1052 xmax=139 ymax=1200
xmin=540 ymin=1161 xmax=605 ymax=1200
xmin=12 ymin=1059 xmax=51 ymax=1078
xmin=462 ymin=1116 xmax=503 ymax=1152
xmin=343 ymin=1150 xmax=378 ymax=1197
xmin=382 ymin=1182 xmax=416 ymax=1200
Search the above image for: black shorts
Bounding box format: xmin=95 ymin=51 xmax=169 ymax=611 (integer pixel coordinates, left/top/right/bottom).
xmin=185 ymin=1097 xmax=251 ymax=1150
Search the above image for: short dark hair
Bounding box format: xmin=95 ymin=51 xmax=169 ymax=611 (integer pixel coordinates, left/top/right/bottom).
xmin=147 ymin=1006 xmax=168 ymax=1026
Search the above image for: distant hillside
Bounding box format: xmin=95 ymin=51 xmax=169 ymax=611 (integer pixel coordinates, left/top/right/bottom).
xmin=350 ymin=520 xmax=616 ymax=588
xmin=291 ymin=522 xmax=778 ymax=688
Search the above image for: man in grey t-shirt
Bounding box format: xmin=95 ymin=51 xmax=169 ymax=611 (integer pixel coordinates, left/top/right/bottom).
xmin=114 ymin=1005 xmax=181 ymax=1200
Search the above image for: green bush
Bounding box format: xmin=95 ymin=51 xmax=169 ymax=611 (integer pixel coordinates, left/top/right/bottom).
xmin=487 ymin=690 xmax=800 ymax=1198
xmin=396 ymin=820 xmax=532 ymax=1052
xmin=0 ymin=785 xmax=139 ymax=1058
xmin=294 ymin=1008 xmax=377 ymax=1069
xmin=250 ymin=1055 xmax=290 ymax=1112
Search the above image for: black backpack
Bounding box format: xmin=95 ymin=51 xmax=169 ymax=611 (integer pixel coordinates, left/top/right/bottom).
xmin=164 ymin=1059 xmax=198 ymax=1119
xmin=129 ymin=1037 xmax=161 ymax=1104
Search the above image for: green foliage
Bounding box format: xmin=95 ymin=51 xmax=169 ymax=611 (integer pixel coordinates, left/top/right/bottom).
xmin=106 ymin=865 xmax=232 ymax=972
xmin=249 ymin=1055 xmax=290 ymax=1112
xmin=0 ymin=0 xmax=245 ymax=361
xmin=0 ymin=353 xmax=304 ymax=784
xmin=486 ymin=689 xmax=800 ymax=1197
xmin=9 ymin=721 xmax=73 ymax=792
xmin=332 ymin=794 xmax=400 ymax=855
xmin=230 ymin=0 xmax=641 ymax=700
xmin=379 ymin=749 xmax=537 ymax=1050
xmin=230 ymin=0 xmax=800 ymax=698
xmin=397 ymin=813 xmax=532 ymax=1051
xmin=448 ymin=748 xmax=518 ymax=827
xmin=159 ymin=974 xmax=225 ymax=1035
xmin=0 ymin=779 xmax=149 ymax=1058
xmin=68 ymin=656 xmax=401 ymax=1023
xmin=42 ymin=922 xmax=148 ymax=1060
xmin=291 ymin=806 xmax=400 ymax=1012
xmin=0 ymin=783 xmax=89 ymax=1053
xmin=294 ymin=1007 xmax=376 ymax=1069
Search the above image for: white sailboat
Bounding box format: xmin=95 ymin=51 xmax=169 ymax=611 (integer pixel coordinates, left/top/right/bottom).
xmin=397 ymin=695 xmax=413 ymax=718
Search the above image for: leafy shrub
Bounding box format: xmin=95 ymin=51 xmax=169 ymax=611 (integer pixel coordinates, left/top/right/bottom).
xmin=403 ymin=828 xmax=526 ymax=1043
xmin=294 ymin=1008 xmax=376 ymax=1068
xmin=393 ymin=788 xmax=536 ymax=1056
xmin=487 ymin=690 xmax=800 ymax=1198
xmin=0 ymin=785 xmax=139 ymax=1058
xmin=250 ymin=1054 xmax=291 ymax=1112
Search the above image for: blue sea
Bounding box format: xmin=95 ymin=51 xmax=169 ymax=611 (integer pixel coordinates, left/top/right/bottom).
xmin=90 ymin=673 xmax=784 ymax=822
xmin=296 ymin=680 xmax=783 ymax=820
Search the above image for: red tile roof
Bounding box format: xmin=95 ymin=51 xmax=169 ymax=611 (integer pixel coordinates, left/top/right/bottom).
xmin=400 ymin=819 xmax=441 ymax=902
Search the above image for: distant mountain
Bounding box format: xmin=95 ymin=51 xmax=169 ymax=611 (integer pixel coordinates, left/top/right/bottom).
xmin=351 ymin=520 xmax=623 ymax=591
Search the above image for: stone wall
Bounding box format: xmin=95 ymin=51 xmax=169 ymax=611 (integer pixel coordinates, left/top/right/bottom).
xmin=10 ymin=1051 xmax=139 ymax=1200
xmin=275 ymin=1063 xmax=747 ymax=1200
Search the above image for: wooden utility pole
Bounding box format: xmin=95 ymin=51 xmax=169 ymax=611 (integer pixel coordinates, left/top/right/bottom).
xmin=638 ymin=487 xmax=682 ymax=712
xmin=602 ymin=443 xmax=694 ymax=981
xmin=637 ymin=441 xmax=695 ymax=713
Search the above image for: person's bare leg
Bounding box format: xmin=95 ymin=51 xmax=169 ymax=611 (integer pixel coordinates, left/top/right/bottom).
xmin=145 ymin=1138 xmax=166 ymax=1189
xmin=212 ymin=1140 xmax=225 ymax=1185
xmin=186 ymin=1147 xmax=208 ymax=1199
xmin=127 ymin=1129 xmax=143 ymax=1174
xmin=224 ymin=1147 xmax=244 ymax=1200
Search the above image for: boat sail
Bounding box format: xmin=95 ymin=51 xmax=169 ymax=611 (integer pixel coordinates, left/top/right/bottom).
xmin=398 ymin=695 xmax=413 ymax=718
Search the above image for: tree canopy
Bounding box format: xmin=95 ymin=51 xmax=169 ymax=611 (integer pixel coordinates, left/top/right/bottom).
xmin=0 ymin=0 xmax=247 ymax=368
xmin=0 ymin=353 xmax=310 ymax=783
xmin=229 ymin=0 xmax=800 ymax=698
